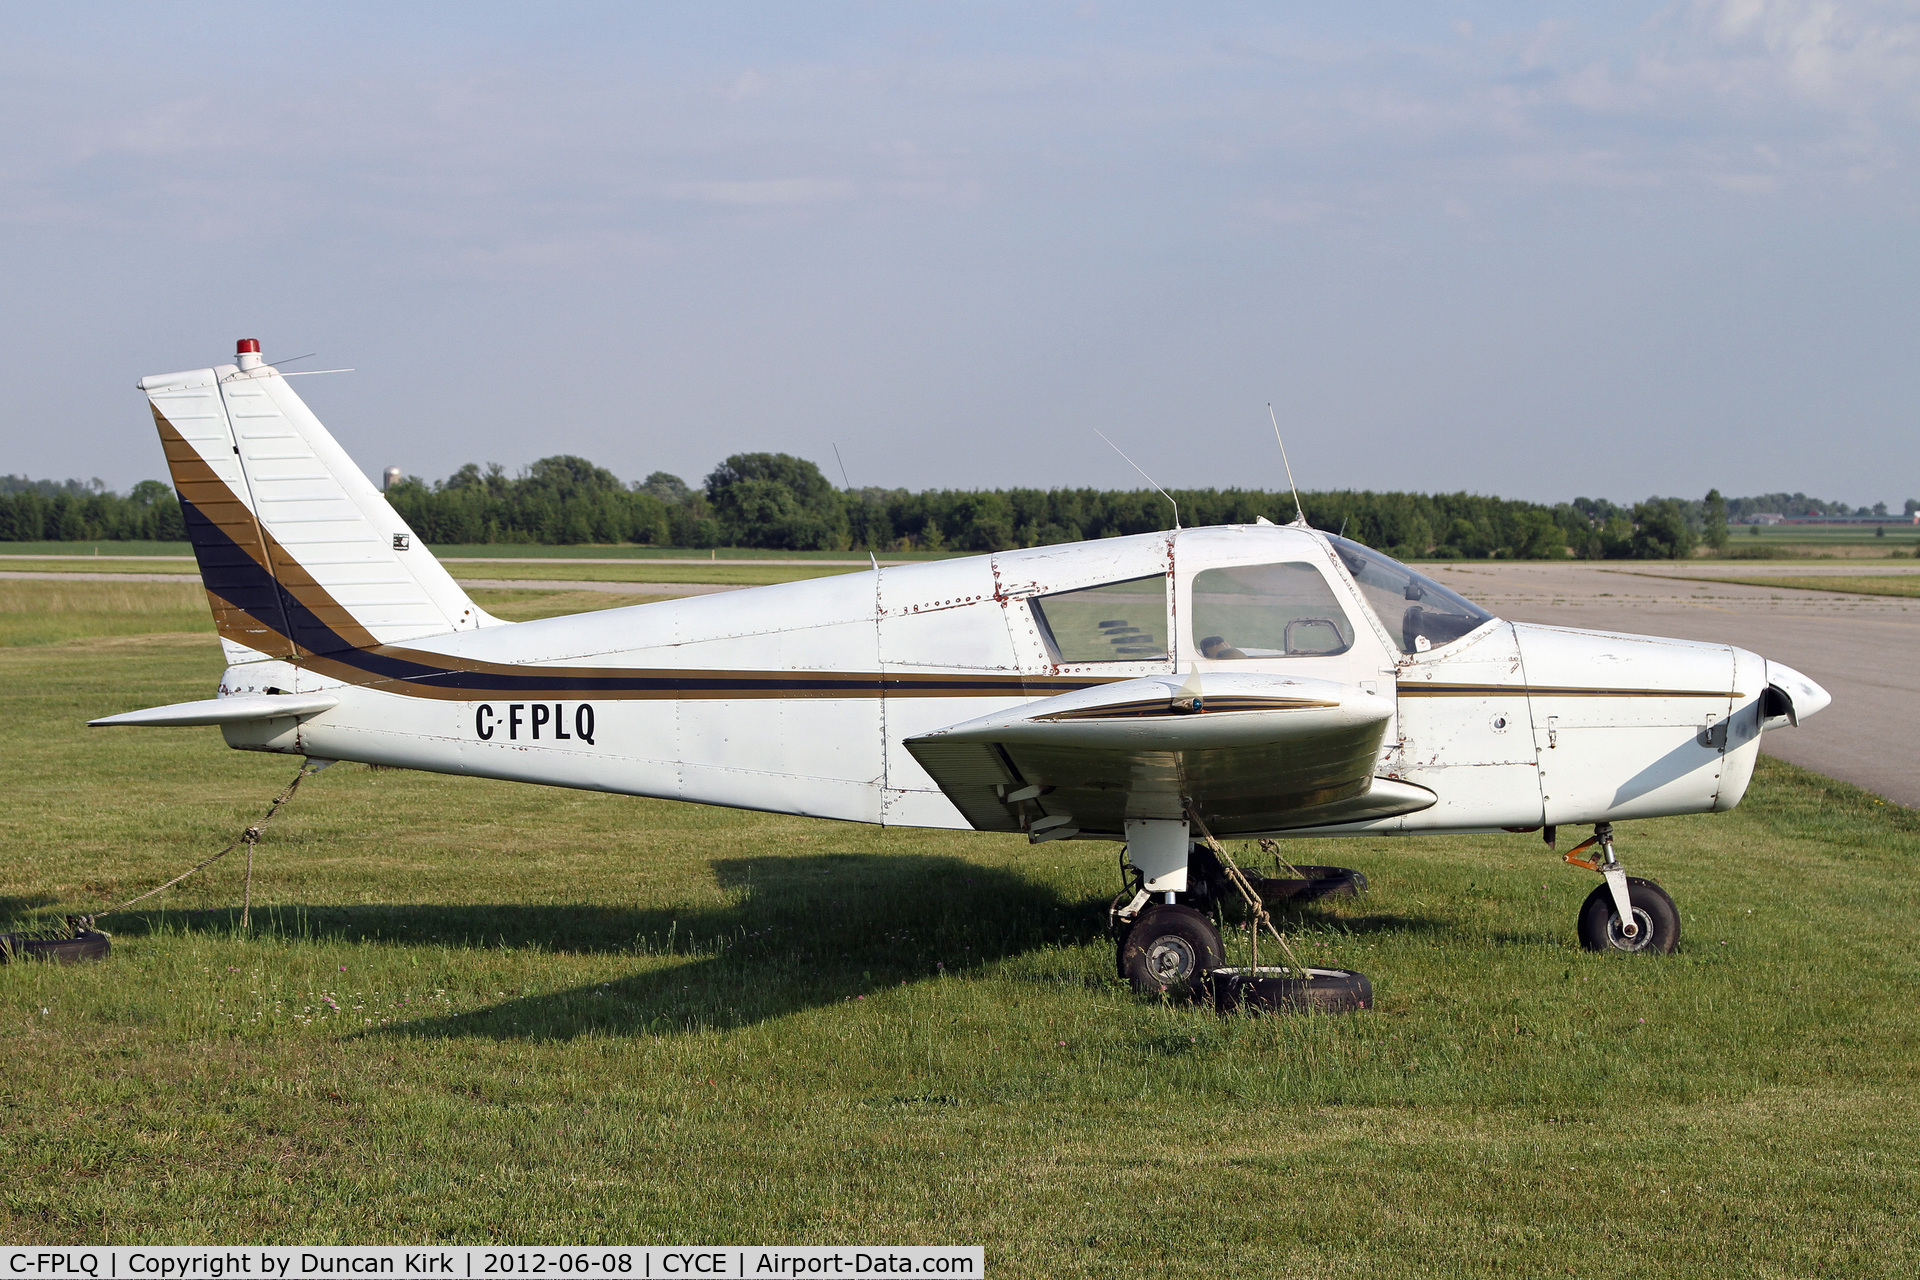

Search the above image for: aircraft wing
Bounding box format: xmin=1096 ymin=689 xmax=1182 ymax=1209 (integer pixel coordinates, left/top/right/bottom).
xmin=904 ymin=671 xmax=1434 ymax=840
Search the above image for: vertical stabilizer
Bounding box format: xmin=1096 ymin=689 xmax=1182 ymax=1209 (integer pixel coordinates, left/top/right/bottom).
xmin=141 ymin=339 xmax=498 ymax=663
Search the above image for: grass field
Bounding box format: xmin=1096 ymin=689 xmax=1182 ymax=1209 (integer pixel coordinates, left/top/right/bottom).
xmin=2 ymin=581 xmax=1919 ymax=1273
xmin=7 ymin=533 xmax=1920 ymax=569
xmin=0 ymin=541 xmax=196 ymax=556
xmin=0 ymin=557 xmax=198 ymax=575
xmin=1679 ymin=574 xmax=1920 ymax=599
xmin=434 ymin=545 xmax=955 ymax=562
xmin=1716 ymin=525 xmax=1920 ymax=557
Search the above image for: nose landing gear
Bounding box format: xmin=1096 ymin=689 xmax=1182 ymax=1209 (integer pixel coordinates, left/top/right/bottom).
xmin=1554 ymin=823 xmax=1681 ymax=954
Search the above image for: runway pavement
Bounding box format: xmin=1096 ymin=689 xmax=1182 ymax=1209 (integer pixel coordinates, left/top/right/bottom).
xmin=1420 ymin=562 xmax=1918 ymax=807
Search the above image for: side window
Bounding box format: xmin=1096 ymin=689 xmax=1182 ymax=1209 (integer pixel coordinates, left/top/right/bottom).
xmin=1030 ymin=575 xmax=1169 ymax=662
xmin=1191 ymin=562 xmax=1354 ymax=659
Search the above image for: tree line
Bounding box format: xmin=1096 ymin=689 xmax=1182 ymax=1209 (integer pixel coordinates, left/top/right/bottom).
xmin=3 ymin=461 xmax=1913 ymax=561
xmin=0 ymin=476 xmax=186 ymax=542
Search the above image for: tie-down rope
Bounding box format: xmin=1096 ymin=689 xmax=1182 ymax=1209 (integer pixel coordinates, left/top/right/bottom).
xmin=1185 ymin=804 xmax=1312 ymax=981
xmin=80 ymin=762 xmax=316 ymax=931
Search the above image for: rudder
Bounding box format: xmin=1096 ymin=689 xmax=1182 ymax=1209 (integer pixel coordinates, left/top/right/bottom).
xmin=141 ymin=338 xmax=498 ymax=662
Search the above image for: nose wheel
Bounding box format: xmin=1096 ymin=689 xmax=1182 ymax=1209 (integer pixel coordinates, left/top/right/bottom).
xmin=1554 ymin=823 xmax=1682 ymax=954
xmin=1577 ymin=876 xmax=1680 ymax=953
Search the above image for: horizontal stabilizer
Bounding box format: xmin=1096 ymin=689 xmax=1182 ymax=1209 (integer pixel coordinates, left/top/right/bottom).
xmin=89 ymin=693 xmax=339 ymax=728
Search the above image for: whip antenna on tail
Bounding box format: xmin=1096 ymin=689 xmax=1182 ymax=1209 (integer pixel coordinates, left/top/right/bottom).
xmin=1268 ymin=402 xmax=1307 ymax=527
xmin=1094 ymin=428 xmax=1180 ymax=531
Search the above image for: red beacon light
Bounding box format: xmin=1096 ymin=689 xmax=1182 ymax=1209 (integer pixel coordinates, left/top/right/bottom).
xmin=235 ymin=337 xmax=264 ymax=372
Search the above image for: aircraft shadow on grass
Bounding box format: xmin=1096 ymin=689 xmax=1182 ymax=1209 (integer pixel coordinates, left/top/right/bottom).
xmin=104 ymin=853 xmax=1096 ymax=1037
xmin=101 ymin=853 xmax=1442 ymax=1038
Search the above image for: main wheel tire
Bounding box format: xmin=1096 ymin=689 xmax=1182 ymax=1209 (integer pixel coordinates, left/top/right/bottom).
xmin=1118 ymin=904 xmax=1224 ymax=995
xmin=1578 ymin=878 xmax=1679 ymax=954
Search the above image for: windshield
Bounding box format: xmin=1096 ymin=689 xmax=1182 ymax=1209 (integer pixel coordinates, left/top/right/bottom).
xmin=1325 ymin=535 xmax=1493 ymax=654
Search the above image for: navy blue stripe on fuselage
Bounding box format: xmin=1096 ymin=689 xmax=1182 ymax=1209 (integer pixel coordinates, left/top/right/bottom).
xmin=182 ymin=497 xmax=1103 ymax=699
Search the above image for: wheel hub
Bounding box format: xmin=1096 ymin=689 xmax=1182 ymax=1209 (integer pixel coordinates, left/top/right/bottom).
xmin=1145 ymin=934 xmax=1197 ymax=983
xmin=1605 ymin=906 xmax=1657 ymax=952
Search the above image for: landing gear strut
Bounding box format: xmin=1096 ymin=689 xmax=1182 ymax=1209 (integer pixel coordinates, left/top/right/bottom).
xmin=1556 ymin=823 xmax=1681 ymax=954
xmin=1111 ymin=819 xmax=1222 ymax=993
xmin=1110 ymin=817 xmax=1373 ymax=1011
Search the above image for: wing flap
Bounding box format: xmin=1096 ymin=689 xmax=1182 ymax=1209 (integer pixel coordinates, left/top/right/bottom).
xmin=898 ymin=740 xmax=1024 ymax=832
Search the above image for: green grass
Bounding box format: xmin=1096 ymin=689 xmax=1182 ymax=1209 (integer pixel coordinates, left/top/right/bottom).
xmin=469 ymin=587 xmax=676 ymax=620
xmin=0 ymin=579 xmax=208 ymax=645
xmin=1712 ymin=525 xmax=1920 ymax=556
xmin=0 ymin=543 xmax=929 ymax=561
xmin=1 ymin=582 xmax=1918 ymax=1272
xmin=0 ymin=541 xmax=195 ymax=556
xmin=0 ymin=557 xmax=199 ymax=574
xmin=1676 ymin=574 xmax=1920 ymax=599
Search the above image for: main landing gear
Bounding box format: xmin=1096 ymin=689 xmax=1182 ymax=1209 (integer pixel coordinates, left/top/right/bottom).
xmin=1110 ymin=818 xmax=1372 ymax=1011
xmin=1554 ymin=822 xmax=1681 ymax=955
xmin=1117 ymin=904 xmax=1223 ymax=992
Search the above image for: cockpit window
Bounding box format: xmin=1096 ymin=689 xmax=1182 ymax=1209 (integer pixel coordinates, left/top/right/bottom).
xmin=1191 ymin=563 xmax=1353 ymax=659
xmin=1326 ymin=535 xmax=1493 ymax=654
xmin=1030 ymin=575 xmax=1168 ymax=663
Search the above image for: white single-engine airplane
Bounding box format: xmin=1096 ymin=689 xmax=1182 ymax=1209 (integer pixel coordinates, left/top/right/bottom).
xmin=96 ymin=340 xmax=1832 ymax=997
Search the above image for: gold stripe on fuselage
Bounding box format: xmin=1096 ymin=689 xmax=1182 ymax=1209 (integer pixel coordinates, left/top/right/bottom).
xmin=1399 ymin=683 xmax=1736 ymax=699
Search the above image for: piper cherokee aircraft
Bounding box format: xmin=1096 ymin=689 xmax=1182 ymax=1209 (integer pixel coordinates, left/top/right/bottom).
xmin=95 ymin=339 xmax=1832 ymax=996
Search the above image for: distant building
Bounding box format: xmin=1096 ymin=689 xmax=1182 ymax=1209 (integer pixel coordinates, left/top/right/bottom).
xmin=1745 ymin=513 xmax=1785 ymax=525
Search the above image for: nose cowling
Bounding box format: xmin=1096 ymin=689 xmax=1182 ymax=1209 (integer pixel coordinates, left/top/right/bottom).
xmin=1761 ymin=660 xmax=1830 ymax=728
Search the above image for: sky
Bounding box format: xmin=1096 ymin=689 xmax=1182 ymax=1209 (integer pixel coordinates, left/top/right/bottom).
xmin=2 ymin=2 xmax=1917 ymax=506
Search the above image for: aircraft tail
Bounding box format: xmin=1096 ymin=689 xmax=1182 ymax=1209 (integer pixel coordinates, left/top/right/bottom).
xmin=140 ymin=339 xmax=499 ymax=663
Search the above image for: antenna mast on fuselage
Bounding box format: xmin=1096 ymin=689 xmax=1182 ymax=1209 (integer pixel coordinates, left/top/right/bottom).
xmin=1267 ymin=402 xmax=1308 ymax=528
xmin=1094 ymin=428 xmax=1180 ymax=531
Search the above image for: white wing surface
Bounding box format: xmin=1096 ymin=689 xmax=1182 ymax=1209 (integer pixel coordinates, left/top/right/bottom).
xmin=905 ymin=670 xmax=1435 ymax=839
